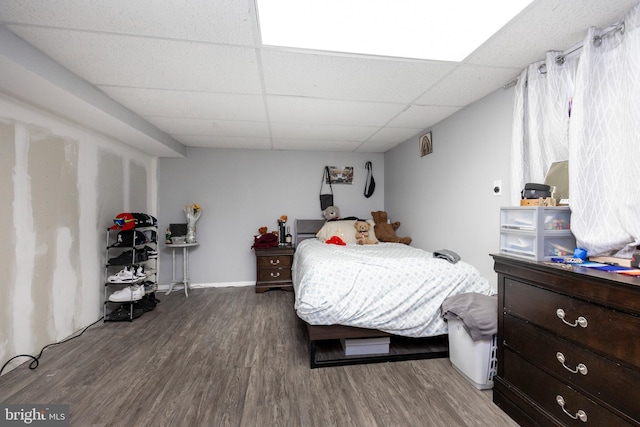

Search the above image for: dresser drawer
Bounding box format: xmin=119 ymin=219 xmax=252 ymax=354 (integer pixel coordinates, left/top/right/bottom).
xmin=257 ymin=267 xmax=292 ymax=283
xmin=257 ymin=255 xmax=292 ymax=269
xmin=503 ymin=350 xmax=634 ymax=426
xmin=504 ymin=278 xmax=640 ymax=369
xmin=504 ymin=315 xmax=640 ymax=422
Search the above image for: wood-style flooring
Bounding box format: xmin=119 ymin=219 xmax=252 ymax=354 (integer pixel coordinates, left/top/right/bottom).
xmin=0 ymin=287 xmax=518 ymax=426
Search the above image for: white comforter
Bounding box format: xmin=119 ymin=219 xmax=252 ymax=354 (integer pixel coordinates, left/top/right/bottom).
xmin=292 ymin=239 xmax=492 ymax=338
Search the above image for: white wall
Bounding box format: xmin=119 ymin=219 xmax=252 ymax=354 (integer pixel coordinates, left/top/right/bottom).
xmin=385 ymin=87 xmax=514 ymax=284
xmin=0 ymin=93 xmax=157 ymax=375
xmin=157 ymin=148 xmax=384 ymax=285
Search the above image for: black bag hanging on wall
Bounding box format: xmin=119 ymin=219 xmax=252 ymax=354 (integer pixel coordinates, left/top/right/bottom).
xmin=364 ymin=161 xmax=375 ymax=198
xmin=319 ymin=166 xmax=334 ymax=210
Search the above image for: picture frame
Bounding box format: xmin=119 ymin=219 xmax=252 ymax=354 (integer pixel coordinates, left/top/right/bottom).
xmin=420 ymin=132 xmax=433 ymax=157
xmin=325 ymin=166 xmax=354 ymax=184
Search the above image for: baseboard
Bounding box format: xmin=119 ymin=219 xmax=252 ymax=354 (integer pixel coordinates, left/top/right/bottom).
xmin=156 ymin=281 xmax=254 ymax=291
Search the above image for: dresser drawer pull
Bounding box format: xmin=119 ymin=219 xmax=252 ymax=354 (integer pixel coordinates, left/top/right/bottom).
xmin=269 ymin=259 xmax=280 ymax=265
xmin=556 ymin=395 xmax=588 ymax=422
xmin=556 ymin=309 xmax=588 ymax=328
xmin=556 ymin=352 xmax=588 ymax=375
xmin=270 ymin=272 xmax=281 ymax=278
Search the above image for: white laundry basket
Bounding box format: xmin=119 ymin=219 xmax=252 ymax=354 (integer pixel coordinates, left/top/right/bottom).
xmin=448 ymin=318 xmax=497 ymax=390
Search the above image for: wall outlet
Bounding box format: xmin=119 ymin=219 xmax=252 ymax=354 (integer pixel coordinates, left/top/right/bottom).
xmin=493 ymin=180 xmax=502 ymax=196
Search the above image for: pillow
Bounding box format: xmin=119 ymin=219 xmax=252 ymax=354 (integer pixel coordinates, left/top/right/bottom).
xmin=316 ymin=220 xmax=357 ymax=243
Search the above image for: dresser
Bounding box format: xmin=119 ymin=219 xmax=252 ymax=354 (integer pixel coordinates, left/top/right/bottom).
xmin=254 ymin=246 xmax=295 ymax=293
xmin=492 ymin=255 xmax=640 ymax=426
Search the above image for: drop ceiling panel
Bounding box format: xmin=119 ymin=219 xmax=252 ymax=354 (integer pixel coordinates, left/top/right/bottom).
xmin=176 ymin=135 xmax=273 ymax=150
xmin=261 ymin=48 xmax=457 ymax=103
xmin=272 ymin=138 xmax=362 ymax=152
xmin=0 ymin=0 xmax=256 ymax=45
xmin=6 ymin=26 xmax=263 ymax=92
xmin=144 ymin=117 xmax=270 ymax=138
xmin=366 ymin=127 xmax=425 ymax=144
xmin=354 ymin=141 xmax=400 ymax=153
xmin=270 ymin=122 xmax=378 ymax=141
xmin=100 ymin=87 xmax=268 ymax=121
xmin=386 ymin=105 xmax=463 ymax=129
xmin=415 ymin=65 xmax=521 ymax=107
xmin=267 ymin=96 xmax=404 ymax=127
xmin=465 ymin=0 xmax=639 ymax=68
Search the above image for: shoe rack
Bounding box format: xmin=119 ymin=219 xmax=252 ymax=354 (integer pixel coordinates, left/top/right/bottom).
xmin=104 ymin=225 xmax=158 ymax=322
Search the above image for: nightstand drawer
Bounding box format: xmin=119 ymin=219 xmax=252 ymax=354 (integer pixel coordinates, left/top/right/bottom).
xmin=257 ymin=255 xmax=292 ymax=269
xmin=257 ymin=267 xmax=292 ymax=283
xmin=504 ymin=278 xmax=640 ymax=369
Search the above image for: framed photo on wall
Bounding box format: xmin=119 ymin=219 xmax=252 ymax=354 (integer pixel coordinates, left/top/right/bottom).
xmin=325 ymin=166 xmax=354 ymax=184
xmin=420 ymin=132 xmax=433 ymax=157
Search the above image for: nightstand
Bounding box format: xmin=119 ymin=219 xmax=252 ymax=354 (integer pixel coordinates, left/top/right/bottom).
xmin=254 ymin=246 xmax=295 ymax=293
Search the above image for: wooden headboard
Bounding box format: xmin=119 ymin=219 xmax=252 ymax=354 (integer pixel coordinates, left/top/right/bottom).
xmin=295 ymin=219 xmax=325 ymax=246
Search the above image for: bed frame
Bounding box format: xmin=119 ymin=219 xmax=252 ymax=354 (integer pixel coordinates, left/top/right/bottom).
xmin=294 ymin=219 xmax=449 ymax=368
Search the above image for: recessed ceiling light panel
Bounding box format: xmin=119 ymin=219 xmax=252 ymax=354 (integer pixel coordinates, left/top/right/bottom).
xmin=256 ymin=0 xmax=534 ymax=61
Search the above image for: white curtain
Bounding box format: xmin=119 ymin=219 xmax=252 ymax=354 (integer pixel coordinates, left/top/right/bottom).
xmin=510 ymin=52 xmax=577 ymax=203
xmin=511 ymin=4 xmax=640 ymax=257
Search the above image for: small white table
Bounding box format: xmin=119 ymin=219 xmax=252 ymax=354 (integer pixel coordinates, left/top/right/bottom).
xmin=165 ymin=242 xmax=199 ymax=297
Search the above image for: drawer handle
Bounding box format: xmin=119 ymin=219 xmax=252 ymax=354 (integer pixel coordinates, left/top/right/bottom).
xmin=556 ymin=352 xmax=588 ymax=375
xmin=556 ymin=395 xmax=588 ymax=422
xmin=269 ymin=259 xmax=280 ymax=265
xmin=556 ymin=309 xmax=588 ymax=328
xmin=270 ymin=272 xmax=281 ymax=278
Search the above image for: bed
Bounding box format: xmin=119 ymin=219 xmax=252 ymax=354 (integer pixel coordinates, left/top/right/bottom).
xmin=293 ymin=219 xmax=492 ymax=368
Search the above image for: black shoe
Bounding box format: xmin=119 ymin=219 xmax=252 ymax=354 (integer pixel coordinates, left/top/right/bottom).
xmin=135 ymin=249 xmax=149 ymax=262
xmin=143 ymin=246 xmax=158 ymax=259
xmin=108 ymin=250 xmax=135 ymax=266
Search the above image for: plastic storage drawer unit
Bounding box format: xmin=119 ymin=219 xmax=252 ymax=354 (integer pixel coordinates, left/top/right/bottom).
xmin=499 ymin=206 xmax=575 ymax=261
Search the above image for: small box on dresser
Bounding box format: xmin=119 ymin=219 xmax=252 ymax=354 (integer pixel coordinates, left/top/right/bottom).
xmin=492 ymin=254 xmax=640 ymax=426
xmin=254 ymin=246 xmax=295 ymax=293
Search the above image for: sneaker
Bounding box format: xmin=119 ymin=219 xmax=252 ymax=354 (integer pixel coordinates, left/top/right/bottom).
xmin=108 ymin=250 xmax=135 ymax=266
xmin=144 ymin=246 xmax=158 ymax=259
xmin=107 ymin=267 xmax=136 ymax=283
xmin=106 ymin=304 xmax=144 ymax=321
xmin=106 ymin=306 xmax=131 ymax=321
xmin=109 ymin=285 xmax=144 ymax=302
xmin=133 ymin=265 xmax=146 ymax=279
xmin=140 ymin=280 xmax=155 ymax=292
xmin=135 ymin=249 xmax=148 ymax=263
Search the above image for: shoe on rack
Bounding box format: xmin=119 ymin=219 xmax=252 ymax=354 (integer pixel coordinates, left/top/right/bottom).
xmin=108 ymin=250 xmax=134 ymax=266
xmin=106 ymin=304 xmax=144 ymax=321
xmin=140 ymin=280 xmax=155 ymax=292
xmin=133 ymin=265 xmax=147 ymax=279
xmin=143 ymin=246 xmax=158 ymax=259
xmin=109 ymin=285 xmax=144 ymax=302
xmin=135 ymin=249 xmax=149 ymax=262
xmin=107 ymin=267 xmax=136 ymax=283
xmin=106 ymin=306 xmax=131 ymax=321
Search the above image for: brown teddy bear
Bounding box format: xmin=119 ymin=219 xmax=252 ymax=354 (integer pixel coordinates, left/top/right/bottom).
xmin=371 ymin=211 xmax=412 ymax=245
xmin=354 ymin=220 xmax=377 ymax=245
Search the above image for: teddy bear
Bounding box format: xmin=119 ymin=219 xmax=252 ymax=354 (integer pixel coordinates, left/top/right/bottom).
xmin=354 ymin=220 xmax=377 ymax=245
xmin=322 ymin=206 xmax=340 ymax=221
xmin=371 ymin=210 xmax=412 ymax=245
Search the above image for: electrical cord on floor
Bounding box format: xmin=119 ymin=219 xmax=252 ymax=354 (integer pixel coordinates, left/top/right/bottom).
xmin=0 ymin=316 xmax=104 ymax=377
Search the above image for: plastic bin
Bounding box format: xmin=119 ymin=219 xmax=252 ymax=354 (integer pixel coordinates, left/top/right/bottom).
xmin=448 ymin=318 xmax=497 ymax=390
